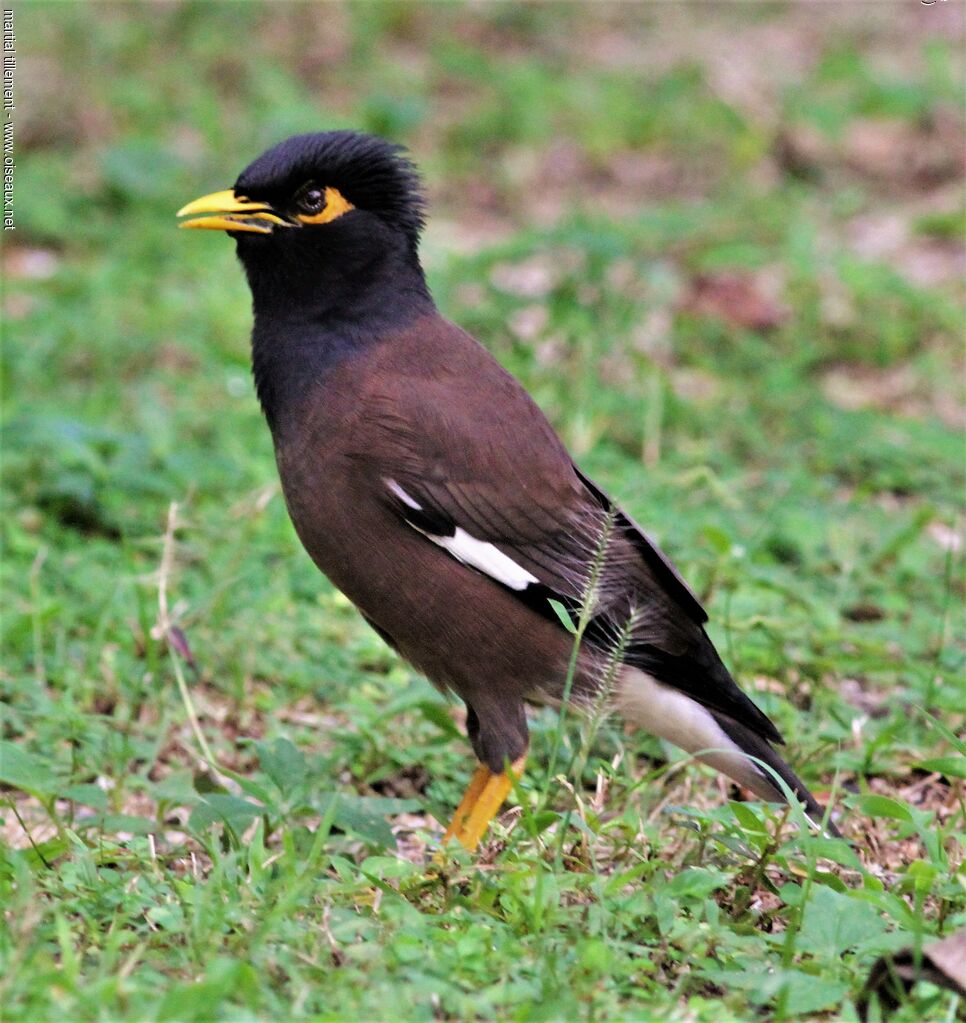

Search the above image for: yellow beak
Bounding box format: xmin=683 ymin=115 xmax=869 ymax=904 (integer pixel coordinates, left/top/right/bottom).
xmin=176 ymin=189 xmax=291 ymax=234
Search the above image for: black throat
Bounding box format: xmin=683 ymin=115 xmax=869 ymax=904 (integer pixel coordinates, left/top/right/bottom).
xmin=241 ymin=222 xmax=434 ymax=436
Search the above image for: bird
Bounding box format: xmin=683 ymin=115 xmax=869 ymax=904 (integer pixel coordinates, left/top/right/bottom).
xmin=177 ymin=131 xmax=838 ymax=849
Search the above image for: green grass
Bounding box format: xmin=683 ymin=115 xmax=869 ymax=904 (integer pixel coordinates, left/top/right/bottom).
xmin=2 ymin=4 xmax=964 ymax=1021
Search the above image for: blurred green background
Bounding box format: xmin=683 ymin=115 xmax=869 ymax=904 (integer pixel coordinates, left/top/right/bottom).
xmin=2 ymin=3 xmax=964 ymax=1021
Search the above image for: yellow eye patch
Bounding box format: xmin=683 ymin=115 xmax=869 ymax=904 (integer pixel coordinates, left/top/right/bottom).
xmin=297 ymin=187 xmax=355 ymax=225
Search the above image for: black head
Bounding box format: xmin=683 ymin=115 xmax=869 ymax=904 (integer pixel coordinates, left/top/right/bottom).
xmin=234 ymin=131 xmax=425 ymax=245
xmin=178 ymin=131 xmax=430 ymax=320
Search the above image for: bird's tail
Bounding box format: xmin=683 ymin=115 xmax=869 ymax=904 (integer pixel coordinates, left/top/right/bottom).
xmin=710 ymin=710 xmax=840 ymax=837
xmin=614 ymin=666 xmax=839 ymax=837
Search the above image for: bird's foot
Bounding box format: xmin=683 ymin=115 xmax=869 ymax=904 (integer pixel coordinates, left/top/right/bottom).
xmin=441 ymin=756 xmax=526 ymax=852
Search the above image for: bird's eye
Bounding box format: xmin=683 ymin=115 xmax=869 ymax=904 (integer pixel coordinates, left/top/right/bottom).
xmin=297 ymin=186 xmax=326 ymax=214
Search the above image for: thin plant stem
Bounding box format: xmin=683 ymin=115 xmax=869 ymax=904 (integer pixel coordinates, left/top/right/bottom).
xmin=157 ymin=502 xmax=219 ymax=771
xmin=29 ymin=546 xmax=48 ymax=686
xmin=543 ymin=506 xmax=616 ymax=797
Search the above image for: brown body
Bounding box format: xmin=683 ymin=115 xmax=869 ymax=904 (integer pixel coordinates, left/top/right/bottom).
xmin=273 ymin=316 xmax=582 ymax=768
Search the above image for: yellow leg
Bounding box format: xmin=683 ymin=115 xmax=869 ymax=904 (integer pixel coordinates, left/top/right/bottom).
xmin=442 ymin=756 xmax=527 ymax=851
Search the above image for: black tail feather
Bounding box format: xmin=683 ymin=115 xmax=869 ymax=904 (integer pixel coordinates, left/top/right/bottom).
xmin=712 ymin=712 xmax=842 ymax=838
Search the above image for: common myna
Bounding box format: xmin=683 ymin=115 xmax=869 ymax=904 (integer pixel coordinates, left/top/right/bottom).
xmin=178 ymin=131 xmax=837 ymax=849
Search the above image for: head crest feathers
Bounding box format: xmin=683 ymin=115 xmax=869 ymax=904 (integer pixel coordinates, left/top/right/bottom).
xmin=236 ymin=131 xmax=426 ymax=242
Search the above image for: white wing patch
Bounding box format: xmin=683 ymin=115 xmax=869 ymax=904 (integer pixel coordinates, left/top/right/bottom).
xmin=435 ymin=526 xmax=539 ymax=591
xmin=385 ymin=478 xmax=539 ymax=592
xmin=386 ymin=478 xmax=422 ymax=510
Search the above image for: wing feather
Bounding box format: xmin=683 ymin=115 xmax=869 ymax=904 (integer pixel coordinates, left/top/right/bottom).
xmin=357 ymin=325 xmax=780 ymax=745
